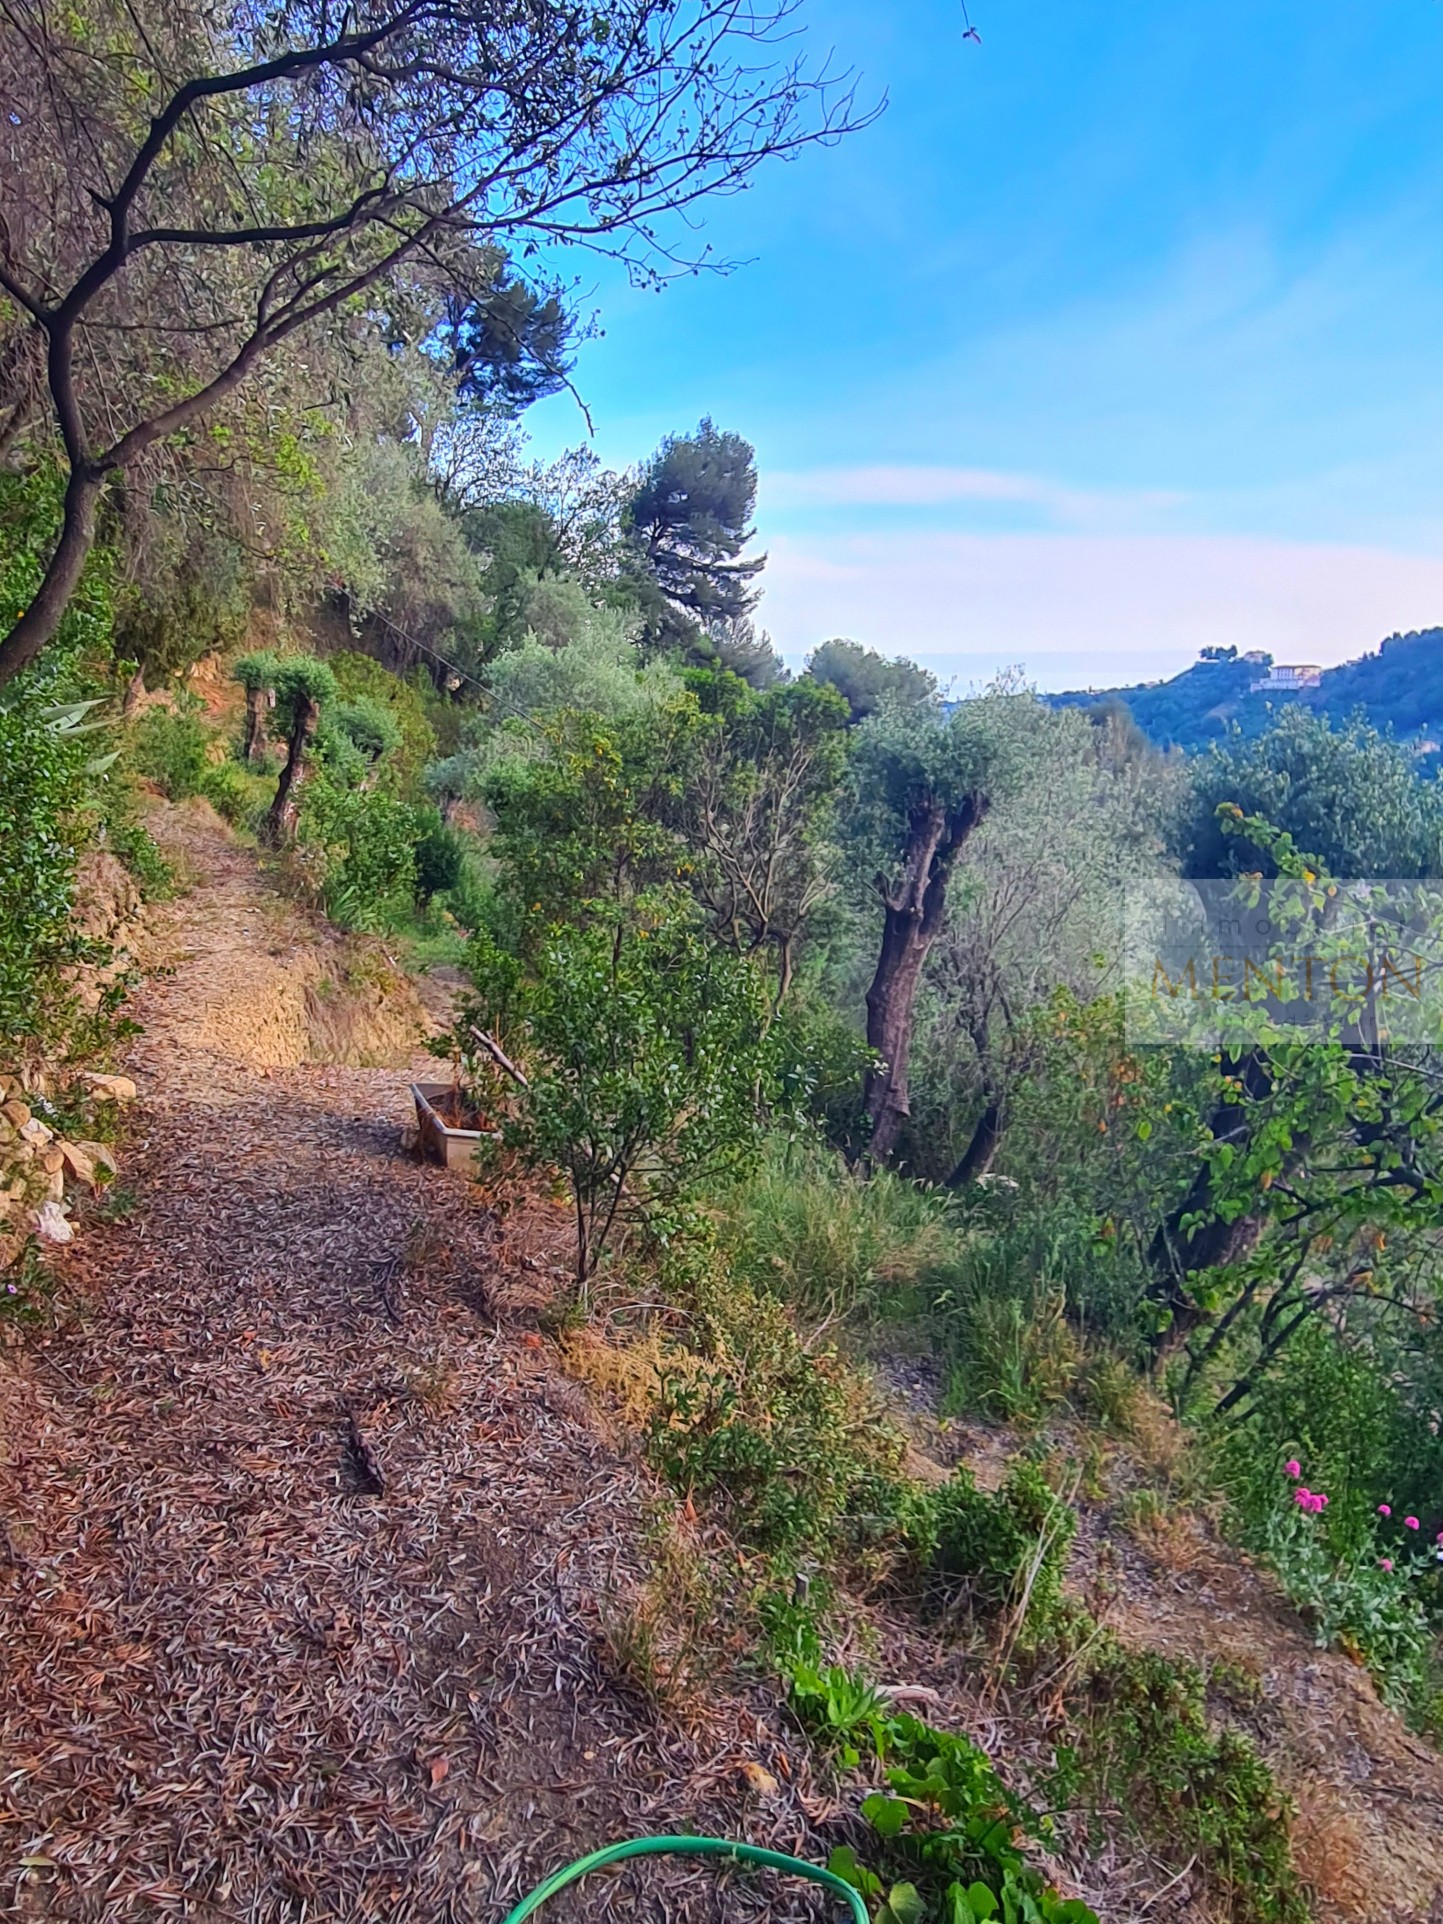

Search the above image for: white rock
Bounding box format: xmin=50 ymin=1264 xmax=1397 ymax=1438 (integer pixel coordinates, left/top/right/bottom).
xmin=33 ymin=1201 xmax=73 ymax=1244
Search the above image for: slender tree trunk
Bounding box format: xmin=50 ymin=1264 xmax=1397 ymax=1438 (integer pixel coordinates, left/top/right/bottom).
xmin=946 ymin=1093 xmax=1005 ymax=1188
xmin=242 ymin=687 xmax=270 ymax=763
xmin=265 ymin=696 xmax=321 ymax=845
xmin=863 ymin=793 xmax=988 ymax=1164
xmin=0 ymin=467 xmax=104 ymax=685
xmin=774 ymin=933 xmax=795 ymax=1009
xmin=1145 ymin=1049 xmax=1274 ymax=1354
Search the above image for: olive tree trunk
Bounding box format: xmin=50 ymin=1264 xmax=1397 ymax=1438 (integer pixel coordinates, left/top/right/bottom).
xmin=863 ymin=793 xmax=988 ymax=1164
xmin=242 ymin=687 xmax=271 ymax=763
xmin=265 ymin=694 xmax=322 ymax=845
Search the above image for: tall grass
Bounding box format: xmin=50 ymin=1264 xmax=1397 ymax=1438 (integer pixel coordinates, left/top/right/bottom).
xmin=716 ymin=1133 xmax=957 ymax=1324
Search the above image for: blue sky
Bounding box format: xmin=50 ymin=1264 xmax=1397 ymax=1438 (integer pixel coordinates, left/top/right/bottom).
xmin=524 ymin=1 xmax=1443 ymax=690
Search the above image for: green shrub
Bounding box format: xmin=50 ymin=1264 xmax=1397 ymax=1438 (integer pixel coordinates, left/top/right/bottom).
xmin=924 ymin=1458 xmax=1077 ymax=1638
xmin=647 ymin=1262 xmax=916 ymax=1559
xmin=128 ymin=706 xmax=210 ymax=799
xmin=788 ymin=1660 xmax=1097 ymax=1924
xmin=331 ymin=695 xmax=403 ymax=765
xmin=1071 ymin=1642 xmax=1308 ymax=1924
xmin=412 ymin=806 xmax=466 ymax=901
xmin=297 ymin=770 xmax=418 ymax=931
xmin=100 ymin=811 xmax=174 ymax=898
xmin=196 ymin=759 xmax=253 ymax=825
xmin=328 ymin=650 xmax=437 ymax=798
xmin=463 ymin=912 xmax=787 ymax=1285
xmin=0 ymin=688 xmax=96 ymax=1050
xmin=1213 ymin=1319 xmax=1426 ymax=1561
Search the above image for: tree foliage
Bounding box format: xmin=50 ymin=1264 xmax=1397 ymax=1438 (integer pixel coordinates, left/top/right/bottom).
xmin=626 ymin=417 xmax=766 ymax=649
xmin=0 ymin=0 xmax=867 ymax=680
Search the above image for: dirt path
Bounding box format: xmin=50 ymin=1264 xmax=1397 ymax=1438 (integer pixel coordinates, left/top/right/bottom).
xmin=0 ymin=807 xmax=830 ymax=1924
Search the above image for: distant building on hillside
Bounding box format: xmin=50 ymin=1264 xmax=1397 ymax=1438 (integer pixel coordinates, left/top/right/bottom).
xmin=1250 ymin=663 xmax=1323 ymax=694
xmin=1241 ymin=649 xmax=1271 ymax=665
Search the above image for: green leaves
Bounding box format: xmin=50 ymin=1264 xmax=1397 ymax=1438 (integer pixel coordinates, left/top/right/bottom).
xmin=458 ymin=907 xmax=786 ymax=1283
xmin=877 ymin=1881 xmax=927 ymax=1924
xmin=791 ymin=1662 xmax=1097 ymax=1924
xmin=861 ymin=1793 xmax=910 ymax=1838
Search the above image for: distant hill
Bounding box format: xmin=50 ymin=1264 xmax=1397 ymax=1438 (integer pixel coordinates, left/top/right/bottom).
xmin=1050 ymin=628 xmax=1443 ymax=753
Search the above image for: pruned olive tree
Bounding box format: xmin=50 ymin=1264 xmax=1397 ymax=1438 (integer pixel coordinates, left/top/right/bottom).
xmin=919 ymin=702 xmax=1176 ymax=1186
xmin=846 ymin=691 xmax=1026 ymax=1165
xmin=0 ymin=0 xmax=869 ymax=684
xmin=266 ymin=657 xmax=337 ymax=845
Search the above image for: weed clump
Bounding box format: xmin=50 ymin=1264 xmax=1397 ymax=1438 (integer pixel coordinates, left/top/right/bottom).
xmin=923 ymin=1458 xmax=1077 ymax=1638
xmin=647 ymin=1264 xmax=917 ymax=1560
xmin=1065 ymin=1641 xmax=1309 ymax=1924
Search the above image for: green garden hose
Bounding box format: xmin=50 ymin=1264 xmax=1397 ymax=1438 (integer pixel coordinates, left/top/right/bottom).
xmin=500 ymin=1834 xmax=870 ymax=1923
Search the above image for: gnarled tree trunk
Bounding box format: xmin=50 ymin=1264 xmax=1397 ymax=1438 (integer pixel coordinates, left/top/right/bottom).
xmin=265 ymin=694 xmax=322 ymax=845
xmin=863 ymin=792 xmax=988 ymax=1164
xmin=947 ymin=1092 xmax=1005 ymax=1188
xmin=0 ymin=466 xmax=104 ymax=685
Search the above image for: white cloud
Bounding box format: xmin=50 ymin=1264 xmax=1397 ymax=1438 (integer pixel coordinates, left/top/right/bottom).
xmin=761 ymin=464 xmax=1182 ymax=530
xmin=757 ymin=530 xmax=1443 ymax=691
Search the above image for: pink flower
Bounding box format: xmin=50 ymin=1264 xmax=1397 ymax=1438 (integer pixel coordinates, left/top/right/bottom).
xmin=1284 ymin=1459 xmax=1301 ymax=1479
xmin=1405 ymin=1517 xmax=1420 ymax=1530
xmin=1378 ymin=1504 xmax=1391 ymax=1517
xmin=1313 ymin=1493 xmax=1329 ymax=1510
xmin=1379 ymin=1558 xmax=1394 ymax=1572
xmin=1437 ymin=1532 xmax=1443 ymax=1545
xmin=1294 ymin=1488 xmax=1313 ymax=1507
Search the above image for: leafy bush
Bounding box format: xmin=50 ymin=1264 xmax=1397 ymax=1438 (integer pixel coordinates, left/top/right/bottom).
xmin=328 ymin=650 xmax=437 ymax=798
xmin=462 ymin=911 xmax=787 ymax=1284
xmin=100 ymin=811 xmax=173 ymax=898
xmin=330 ymin=696 xmax=403 ymax=765
xmin=412 ymin=806 xmax=466 ymax=902
xmin=1070 ymin=1642 xmax=1308 ymax=1924
xmin=0 ymin=688 xmax=97 ymax=1050
xmin=297 ymin=769 xmax=418 ymax=931
xmin=1252 ymin=1456 xmax=1440 ymax=1719
xmin=1214 ymin=1319 xmax=1431 ymax=1562
xmin=648 ymin=1265 xmax=915 ymax=1556
xmin=127 ymin=705 xmax=210 ymax=799
xmin=195 ymin=759 xmax=255 ymax=826
xmin=923 ymin=1458 xmax=1077 ymax=1639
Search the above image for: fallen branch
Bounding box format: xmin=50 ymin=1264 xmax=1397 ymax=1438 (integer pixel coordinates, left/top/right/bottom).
xmin=470 ymin=1027 xmax=530 ymax=1089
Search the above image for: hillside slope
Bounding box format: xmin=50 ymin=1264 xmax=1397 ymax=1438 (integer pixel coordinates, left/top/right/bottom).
xmin=3 ymin=806 xmax=1443 ymax=1921
xmin=1052 ymin=628 xmax=1443 ymax=751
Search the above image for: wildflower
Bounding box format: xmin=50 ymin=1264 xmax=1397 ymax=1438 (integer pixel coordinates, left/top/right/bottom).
xmin=1294 ymin=1488 xmax=1314 ymax=1508
xmin=1312 ymin=1492 xmax=1328 ymax=1510
xmin=1379 ymin=1558 xmax=1394 ymax=1572
xmin=1405 ymin=1516 xmax=1420 ymax=1530
xmin=1378 ymin=1503 xmax=1391 ymax=1516
xmin=1284 ymin=1459 xmax=1301 ymax=1479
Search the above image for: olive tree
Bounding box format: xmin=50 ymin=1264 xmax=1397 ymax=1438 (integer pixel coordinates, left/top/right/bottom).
xmin=266 ymin=658 xmax=337 ymax=845
xmin=231 ymin=650 xmax=281 ymax=764
xmin=846 ymin=693 xmax=1025 ymax=1164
